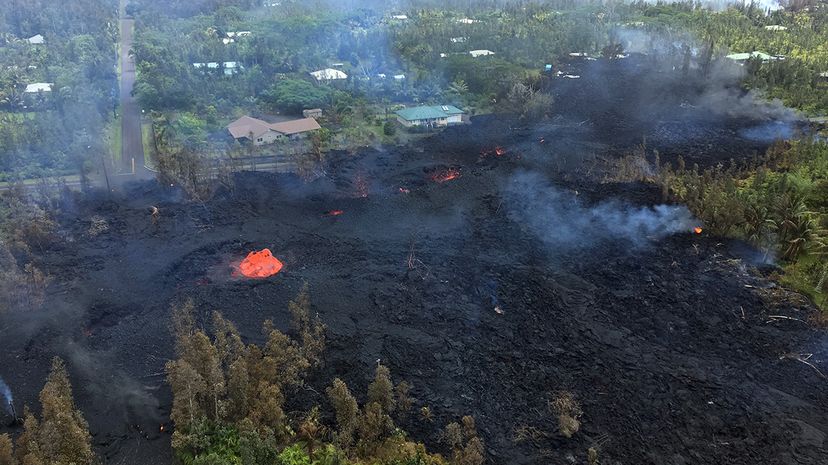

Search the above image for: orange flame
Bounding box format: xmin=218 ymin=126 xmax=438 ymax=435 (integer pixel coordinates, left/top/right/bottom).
xmin=238 ymin=249 xmax=283 ymax=279
xmin=431 ymin=168 xmax=461 ymax=183
xmin=160 ymin=425 xmax=165 ymax=433
xmin=693 ymin=227 xmax=703 ymax=235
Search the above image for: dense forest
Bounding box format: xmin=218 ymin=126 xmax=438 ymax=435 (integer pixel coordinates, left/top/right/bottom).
xmin=0 ymin=0 xmax=118 ymax=180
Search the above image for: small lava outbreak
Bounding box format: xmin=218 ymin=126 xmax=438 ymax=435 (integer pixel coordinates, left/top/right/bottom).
xmin=238 ymin=249 xmax=283 ymax=278
xmin=430 ymin=167 xmax=462 ymax=183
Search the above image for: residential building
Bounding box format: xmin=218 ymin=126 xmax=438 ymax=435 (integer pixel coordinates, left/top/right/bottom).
xmin=25 ymin=34 xmax=44 ymax=44
xmin=227 ymin=115 xmax=321 ymax=146
xmin=395 ymin=105 xmax=464 ymax=128
xmin=24 ymin=83 xmax=52 ymax=93
xmin=310 ymin=68 xmax=348 ymax=81
xmin=469 ymin=49 xmax=495 ymax=58
xmin=303 ymin=108 xmax=323 ymax=118
xmin=725 ymin=51 xmax=782 ymax=63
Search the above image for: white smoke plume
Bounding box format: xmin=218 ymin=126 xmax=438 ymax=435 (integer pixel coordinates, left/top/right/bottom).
xmin=0 ymin=376 xmax=12 ymax=414
xmin=505 ymin=171 xmax=697 ymax=250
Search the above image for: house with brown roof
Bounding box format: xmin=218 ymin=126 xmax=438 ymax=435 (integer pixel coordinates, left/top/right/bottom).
xmin=227 ymin=115 xmax=321 ymax=145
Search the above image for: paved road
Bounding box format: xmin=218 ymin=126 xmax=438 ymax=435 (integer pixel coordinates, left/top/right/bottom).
xmin=118 ymin=0 xmax=152 ymax=180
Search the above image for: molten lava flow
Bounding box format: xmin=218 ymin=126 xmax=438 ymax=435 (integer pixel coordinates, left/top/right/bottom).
xmin=694 ymin=227 xmax=703 ymax=234
xmin=238 ymin=249 xmax=283 ymax=278
xmin=431 ymin=168 xmax=461 ymax=183
xmin=495 ymin=146 xmax=506 ymax=156
xmin=324 ymin=210 xmax=344 ymax=217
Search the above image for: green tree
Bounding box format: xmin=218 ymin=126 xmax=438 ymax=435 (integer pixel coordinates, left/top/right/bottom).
xmin=326 ymin=378 xmax=359 ymax=447
xmin=367 ymin=364 xmax=395 ymax=414
xmin=0 ymin=434 xmax=16 ymax=465
xmin=288 ymin=283 xmax=326 ymax=368
xmin=32 ymin=358 xmax=94 ymax=465
xmin=261 ymin=80 xmax=331 ymax=115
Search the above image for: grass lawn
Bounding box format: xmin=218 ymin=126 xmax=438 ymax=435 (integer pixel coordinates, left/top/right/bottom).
xmin=109 ymin=116 xmax=122 ymax=164
xmin=142 ymin=121 xmax=157 ymax=170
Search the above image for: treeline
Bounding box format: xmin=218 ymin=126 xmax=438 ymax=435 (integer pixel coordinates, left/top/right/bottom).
xmin=615 ymin=138 xmax=828 ymax=311
xmin=0 ymin=357 xmax=97 ymax=465
xmin=0 ymin=0 xmax=117 ymax=179
xmin=0 ymin=185 xmax=59 ymax=314
xmin=166 ymin=284 xmax=483 ymax=465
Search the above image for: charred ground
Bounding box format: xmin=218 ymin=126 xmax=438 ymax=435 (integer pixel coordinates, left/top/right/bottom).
xmin=1 ymin=57 xmax=827 ymax=465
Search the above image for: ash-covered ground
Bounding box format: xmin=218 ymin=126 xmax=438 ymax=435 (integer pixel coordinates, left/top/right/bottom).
xmin=2 ymin=57 xmax=827 ymax=465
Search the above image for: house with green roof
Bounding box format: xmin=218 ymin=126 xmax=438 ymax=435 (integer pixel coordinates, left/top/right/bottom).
xmin=395 ymin=105 xmax=465 ymax=128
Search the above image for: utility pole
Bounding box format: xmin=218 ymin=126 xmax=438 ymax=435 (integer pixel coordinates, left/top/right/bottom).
xmin=101 ymin=155 xmax=111 ymax=192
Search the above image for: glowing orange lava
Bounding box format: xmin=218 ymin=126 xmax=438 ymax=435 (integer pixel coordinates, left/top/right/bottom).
xmin=431 ymin=168 xmax=461 ymax=183
xmin=324 ymin=210 xmax=344 ymax=217
xmin=238 ymin=249 xmax=283 ymax=278
xmin=495 ymin=146 xmax=506 ymax=156
xmin=694 ymin=227 xmax=703 ymax=234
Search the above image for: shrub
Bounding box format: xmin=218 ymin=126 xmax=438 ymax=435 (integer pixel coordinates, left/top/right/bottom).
xmin=549 ymin=391 xmax=582 ymax=438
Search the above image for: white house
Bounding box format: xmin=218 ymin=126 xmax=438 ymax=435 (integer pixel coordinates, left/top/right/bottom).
xmin=311 ymin=68 xmax=348 ymax=81
xmin=450 ymin=37 xmax=468 ymax=43
xmin=456 ymin=18 xmax=479 ymax=24
xmin=24 ymin=83 xmax=52 ymax=93
xmin=391 ymin=15 xmax=408 ymax=20
xmin=469 ymin=50 xmax=495 ymax=58
xmin=25 ymin=34 xmax=44 ymax=45
xmin=765 ymin=25 xmax=787 ymax=31
xmin=395 ymin=105 xmax=464 ymax=128
xmin=725 ymin=51 xmax=782 ymax=63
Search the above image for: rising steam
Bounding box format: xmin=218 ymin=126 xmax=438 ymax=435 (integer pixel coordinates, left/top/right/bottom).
xmin=505 ymin=172 xmax=696 ymax=250
xmin=0 ymin=376 xmax=12 ymax=414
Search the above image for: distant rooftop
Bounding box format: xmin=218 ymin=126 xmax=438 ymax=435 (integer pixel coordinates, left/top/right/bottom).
xmin=725 ymin=51 xmax=779 ymax=62
xmin=396 ymin=105 xmax=463 ymax=121
xmin=25 ymin=34 xmax=44 ymax=44
xmin=24 ymin=82 xmax=52 ymax=93
xmin=469 ymin=49 xmax=495 ymax=57
xmin=311 ymin=68 xmax=348 ymax=80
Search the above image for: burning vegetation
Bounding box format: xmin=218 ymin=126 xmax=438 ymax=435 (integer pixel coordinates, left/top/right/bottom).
xmin=430 ymin=167 xmax=462 ymax=183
